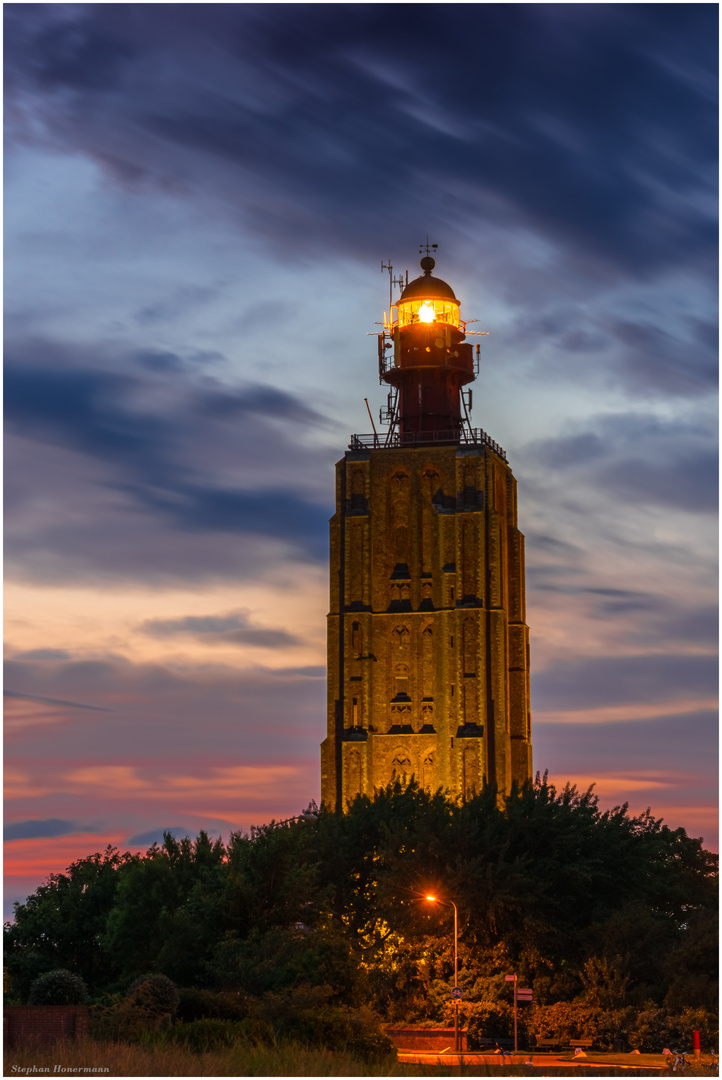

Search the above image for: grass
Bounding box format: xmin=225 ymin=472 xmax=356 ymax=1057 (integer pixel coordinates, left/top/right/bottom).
xmin=7 ymin=1038 xmax=373 ymax=1077
xmin=3 ymin=1039 xmax=720 ymax=1077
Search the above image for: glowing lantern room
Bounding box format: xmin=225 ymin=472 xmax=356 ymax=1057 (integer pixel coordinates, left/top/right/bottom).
xmin=395 ymin=255 xmax=461 ymax=328
xmin=381 ymin=255 xmax=475 ymax=443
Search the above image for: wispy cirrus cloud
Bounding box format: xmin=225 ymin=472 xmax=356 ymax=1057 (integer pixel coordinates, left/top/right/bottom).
xmin=4 ymin=689 xmax=112 ymax=712
xmin=140 ymin=610 xmax=301 ymax=649
xmin=5 ymin=348 xmax=335 ymax=583
xmin=5 ymin=6 xmax=716 ymax=277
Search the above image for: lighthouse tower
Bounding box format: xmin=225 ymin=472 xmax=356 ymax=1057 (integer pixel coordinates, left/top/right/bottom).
xmin=321 ymin=254 xmax=532 ymax=810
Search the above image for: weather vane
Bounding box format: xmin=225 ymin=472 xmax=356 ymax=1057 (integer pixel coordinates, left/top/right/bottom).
xmin=419 ymin=237 xmax=438 ymax=257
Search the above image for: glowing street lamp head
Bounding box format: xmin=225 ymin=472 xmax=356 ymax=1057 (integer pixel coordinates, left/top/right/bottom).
xmin=426 ymin=894 xmax=437 ymax=902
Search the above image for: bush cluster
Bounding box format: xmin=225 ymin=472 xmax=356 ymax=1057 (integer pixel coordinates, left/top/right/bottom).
xmin=248 ymin=984 xmax=395 ymax=1061
xmin=526 ymin=1001 xmax=718 ymax=1052
xmin=167 ymin=1017 xmax=252 ymax=1053
xmin=28 ymin=969 xmax=88 ymax=1006
xmin=91 ymin=975 xmax=395 ymax=1063
xmin=176 ymin=986 xmax=249 ymax=1022
xmin=125 ymin=973 xmax=180 ymax=1017
xmin=629 ymin=1007 xmax=718 ymax=1053
xmin=90 ymin=974 xmax=180 ymax=1042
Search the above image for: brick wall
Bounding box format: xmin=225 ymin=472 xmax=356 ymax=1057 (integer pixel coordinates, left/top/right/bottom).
xmin=385 ymin=1026 xmax=468 ymax=1051
xmin=4 ymin=1005 xmax=90 ymax=1048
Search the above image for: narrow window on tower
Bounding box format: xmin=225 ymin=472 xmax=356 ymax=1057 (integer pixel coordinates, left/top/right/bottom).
xmin=352 ymin=621 xmax=360 ymax=654
xmin=350 ymin=469 xmax=366 ymax=510
xmin=422 ymin=752 xmax=435 ymax=792
xmin=345 ymin=750 xmax=362 ymax=806
xmin=352 ymin=697 xmax=358 ymax=725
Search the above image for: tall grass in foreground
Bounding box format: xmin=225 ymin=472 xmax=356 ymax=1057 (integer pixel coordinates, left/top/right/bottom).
xmin=4 ymin=1040 xmax=719 ymax=1077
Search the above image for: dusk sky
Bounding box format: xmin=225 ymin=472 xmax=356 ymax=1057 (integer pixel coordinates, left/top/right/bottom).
xmin=4 ymin=4 xmax=718 ymax=920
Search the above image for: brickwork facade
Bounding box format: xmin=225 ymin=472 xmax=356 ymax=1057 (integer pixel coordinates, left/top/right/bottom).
xmin=385 ymin=1027 xmax=469 ymax=1051
xmin=321 ymin=441 xmax=532 ymax=809
xmin=4 ymin=1005 xmax=90 ymax=1047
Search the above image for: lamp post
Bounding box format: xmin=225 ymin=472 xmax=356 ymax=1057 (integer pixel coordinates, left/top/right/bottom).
xmin=426 ymin=894 xmax=460 ymax=1053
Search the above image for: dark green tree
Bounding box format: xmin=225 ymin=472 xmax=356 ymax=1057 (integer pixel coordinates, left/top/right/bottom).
xmin=4 ymin=846 xmax=135 ymax=1000
xmin=4 ymin=775 xmax=717 ymax=1026
xmin=101 ymin=831 xmax=226 ymax=984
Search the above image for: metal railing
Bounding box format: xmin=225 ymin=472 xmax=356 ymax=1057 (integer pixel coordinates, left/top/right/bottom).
xmin=349 ymin=428 xmax=507 ymax=461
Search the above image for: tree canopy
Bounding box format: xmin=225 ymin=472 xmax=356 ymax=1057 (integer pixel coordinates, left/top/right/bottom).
xmin=5 ymin=774 xmax=717 ymax=1034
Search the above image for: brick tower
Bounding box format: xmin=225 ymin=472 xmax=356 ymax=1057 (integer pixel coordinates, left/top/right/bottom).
xmin=321 ymin=253 xmax=532 ymax=810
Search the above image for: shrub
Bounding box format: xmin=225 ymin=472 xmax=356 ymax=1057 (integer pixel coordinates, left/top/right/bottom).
xmin=248 ymin=984 xmax=396 ymax=1063
xmin=167 ymin=1017 xmax=252 ymax=1053
xmin=628 ymin=1007 xmax=718 ymax=1053
xmin=466 ymin=1001 xmax=517 ymax=1046
xmin=90 ymin=995 xmax=165 ymax=1043
xmin=90 ymin=976 xmax=179 ymax=1043
xmin=346 ymin=1023 xmax=397 ymax=1064
xmin=28 ymin=969 xmax=88 ymax=1005
xmin=529 ymin=1001 xmax=633 ymax=1050
xmin=176 ymin=986 xmax=249 ymax=1022
xmin=126 ymin=973 xmax=179 ymax=1017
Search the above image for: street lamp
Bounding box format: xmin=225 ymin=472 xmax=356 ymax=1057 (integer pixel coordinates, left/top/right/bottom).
xmin=426 ymin=894 xmax=460 ymax=1053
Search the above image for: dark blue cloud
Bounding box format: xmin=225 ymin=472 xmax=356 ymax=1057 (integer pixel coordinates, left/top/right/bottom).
xmin=194 ymin=384 xmax=324 ymax=424
xmin=596 ymin=452 xmax=718 ymax=513
xmin=4 ymin=5 xmax=716 ymax=279
xmin=607 ymin=318 xmax=718 ymax=398
xmin=4 ymin=365 xmax=143 ymax=460
xmin=5 ymin=818 xmax=83 ymax=840
xmin=508 ymin=307 xmax=717 ymax=400
xmin=127 ymin=827 xmax=193 ymax=847
xmin=4 ymin=357 xmax=326 ymax=458
xmin=532 ymin=653 xmax=718 ymax=711
xmin=523 ymin=411 xmax=718 ymax=513
xmin=121 ymin=481 xmax=329 ymax=559
xmin=533 ymin=433 xmax=606 ymax=470
xmin=4 ymin=356 xmax=333 ymax=568
xmin=582 ymin=594 xmax=717 ymax=648
xmin=141 ymin=611 xmax=301 ymax=649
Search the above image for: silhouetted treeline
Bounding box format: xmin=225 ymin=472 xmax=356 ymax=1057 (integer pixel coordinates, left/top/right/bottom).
xmin=4 ymin=775 xmax=718 ymax=1043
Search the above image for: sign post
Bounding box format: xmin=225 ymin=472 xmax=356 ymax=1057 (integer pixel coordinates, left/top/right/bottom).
xmin=504 ymin=976 xmax=532 ymax=1052
xmin=505 ymin=974 xmax=518 ymax=1051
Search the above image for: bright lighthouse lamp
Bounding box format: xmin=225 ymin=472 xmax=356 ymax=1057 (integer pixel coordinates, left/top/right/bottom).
xmin=425 ymin=895 xmax=460 ymax=1052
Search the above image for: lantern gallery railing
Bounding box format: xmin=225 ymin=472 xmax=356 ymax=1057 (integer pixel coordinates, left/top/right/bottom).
xmin=349 ymin=428 xmax=507 ymax=461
